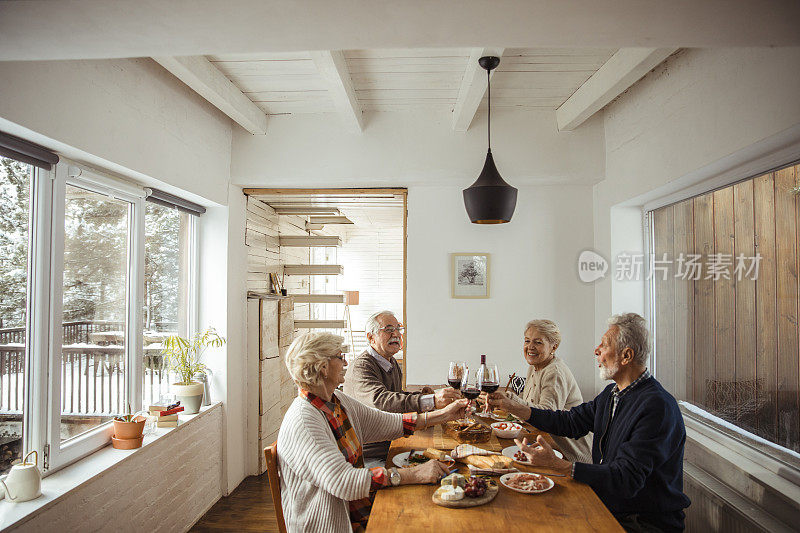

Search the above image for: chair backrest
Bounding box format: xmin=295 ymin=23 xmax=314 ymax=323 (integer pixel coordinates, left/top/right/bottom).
xmin=264 ymin=442 xmax=287 ymax=533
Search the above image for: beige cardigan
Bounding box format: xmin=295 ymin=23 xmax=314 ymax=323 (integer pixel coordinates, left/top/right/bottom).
xmin=511 ymin=356 xmax=593 ymax=463
xmin=277 ymin=390 xmax=405 ymax=533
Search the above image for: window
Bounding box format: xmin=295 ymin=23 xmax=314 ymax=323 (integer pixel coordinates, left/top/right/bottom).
xmin=0 ymin=156 xmax=32 ymax=475
xmin=143 ymin=203 xmax=196 ymax=405
xmin=649 ymin=162 xmax=799 ymax=453
xmin=0 ymin=136 xmax=202 ymax=473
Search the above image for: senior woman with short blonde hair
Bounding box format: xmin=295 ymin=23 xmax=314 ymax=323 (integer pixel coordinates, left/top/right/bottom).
xmin=277 ymin=331 xmax=468 ymax=533
xmin=487 ymin=319 xmax=592 ymax=463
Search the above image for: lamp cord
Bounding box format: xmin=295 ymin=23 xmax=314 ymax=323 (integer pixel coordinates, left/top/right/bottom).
xmin=487 ymin=67 xmax=491 ymax=151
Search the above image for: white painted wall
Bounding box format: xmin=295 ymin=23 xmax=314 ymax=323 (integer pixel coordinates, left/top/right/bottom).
xmin=593 ymin=47 xmax=800 ymax=393
xmin=0 ymin=58 xmax=232 ymax=204
xmin=231 ymin=109 xmax=604 ymax=187
xmin=199 ymin=186 xmax=248 ymax=494
xmin=405 ymin=185 xmax=597 ymax=396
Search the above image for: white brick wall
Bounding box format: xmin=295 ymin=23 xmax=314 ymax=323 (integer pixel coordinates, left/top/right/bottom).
xmin=7 ymin=405 xmax=223 ymax=533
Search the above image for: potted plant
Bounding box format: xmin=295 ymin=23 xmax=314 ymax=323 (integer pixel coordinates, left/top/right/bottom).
xmin=162 ymin=328 xmax=225 ymax=414
xmin=112 ymin=405 xmax=147 ymax=449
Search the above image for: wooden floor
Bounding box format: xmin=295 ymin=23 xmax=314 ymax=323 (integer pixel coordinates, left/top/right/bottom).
xmin=191 ymin=473 xmax=280 ymax=532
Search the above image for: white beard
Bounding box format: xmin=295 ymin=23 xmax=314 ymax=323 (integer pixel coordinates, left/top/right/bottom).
xmin=599 ymin=361 xmax=618 ymax=381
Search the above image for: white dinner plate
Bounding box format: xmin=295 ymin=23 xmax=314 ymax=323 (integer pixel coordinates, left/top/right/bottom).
xmin=499 ymin=472 xmax=555 ymax=494
xmin=392 ymin=450 xmax=453 ymax=468
xmin=501 ymin=444 xmax=564 ymax=462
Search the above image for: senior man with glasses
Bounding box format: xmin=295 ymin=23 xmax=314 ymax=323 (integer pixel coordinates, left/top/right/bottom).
xmin=344 ymin=310 xmax=460 ymax=462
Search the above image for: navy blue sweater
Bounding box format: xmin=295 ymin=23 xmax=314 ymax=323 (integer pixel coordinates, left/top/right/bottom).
xmin=527 ymin=376 xmax=690 ymax=531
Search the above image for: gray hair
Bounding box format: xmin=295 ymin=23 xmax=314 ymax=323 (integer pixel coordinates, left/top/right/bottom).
xmin=365 ymin=310 xmax=397 ymax=338
xmin=284 ymin=331 xmax=344 ymax=389
xmin=523 ymin=319 xmax=562 ymax=348
xmin=608 ymin=313 xmax=650 ymax=366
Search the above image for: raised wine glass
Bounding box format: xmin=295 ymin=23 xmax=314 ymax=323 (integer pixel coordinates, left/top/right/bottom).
xmin=478 ymin=363 xmax=499 ymax=414
xmin=448 ymin=361 xmax=466 ymax=390
xmin=460 ymin=366 xmax=481 ymax=421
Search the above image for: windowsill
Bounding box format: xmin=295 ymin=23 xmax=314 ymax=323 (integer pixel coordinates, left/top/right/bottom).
xmin=680 ymin=402 xmax=800 ymax=482
xmin=0 ymin=402 xmax=222 ymax=532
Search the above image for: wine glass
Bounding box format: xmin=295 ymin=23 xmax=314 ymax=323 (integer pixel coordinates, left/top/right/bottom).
xmin=448 ymin=361 xmax=466 ymax=390
xmin=460 ymin=366 xmax=481 ymax=421
xmin=478 ymin=363 xmax=499 ymax=414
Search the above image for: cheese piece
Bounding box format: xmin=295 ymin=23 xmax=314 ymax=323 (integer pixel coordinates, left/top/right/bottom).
xmin=439 ymin=486 xmax=465 ymax=501
xmin=440 ymin=473 xmax=466 ymax=488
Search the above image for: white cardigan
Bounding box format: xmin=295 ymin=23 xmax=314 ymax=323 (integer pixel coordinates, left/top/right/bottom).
xmin=277 ymin=390 xmax=405 ymax=533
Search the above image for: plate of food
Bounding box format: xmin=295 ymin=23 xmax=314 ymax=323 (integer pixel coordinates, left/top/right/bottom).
xmin=432 ymin=475 xmax=499 ymax=508
xmin=501 ymin=444 xmax=563 ymax=463
xmin=392 ymin=448 xmax=454 ymax=468
xmin=499 ymin=472 xmax=555 ymax=494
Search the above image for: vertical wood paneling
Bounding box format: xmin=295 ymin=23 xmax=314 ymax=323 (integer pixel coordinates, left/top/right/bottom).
xmin=713 ymin=187 xmax=736 ymax=418
xmin=653 ymin=207 xmax=675 ymax=392
xmin=774 ymin=166 xmax=799 ymax=448
xmin=733 ymin=179 xmax=757 ymax=430
xmin=652 ymin=163 xmax=800 ymax=452
xmin=754 ymin=172 xmax=778 ymax=441
xmin=693 ymin=193 xmax=715 ymax=408
xmin=673 ymin=200 xmax=694 ymax=401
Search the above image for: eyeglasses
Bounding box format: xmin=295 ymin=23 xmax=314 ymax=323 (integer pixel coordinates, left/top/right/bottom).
xmin=377 ymin=325 xmax=405 ymax=335
xmin=330 ymin=353 xmax=346 ymax=361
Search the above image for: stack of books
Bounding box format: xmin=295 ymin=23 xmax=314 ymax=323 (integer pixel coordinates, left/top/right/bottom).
xmin=148 ymin=403 xmax=184 ymax=428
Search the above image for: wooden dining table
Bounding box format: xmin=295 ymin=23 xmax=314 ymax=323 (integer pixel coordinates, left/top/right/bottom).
xmin=368 ymin=419 xmax=623 ymax=532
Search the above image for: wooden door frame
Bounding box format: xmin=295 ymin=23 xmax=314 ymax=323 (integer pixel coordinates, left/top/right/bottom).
xmin=243 ymin=188 xmax=409 ymax=387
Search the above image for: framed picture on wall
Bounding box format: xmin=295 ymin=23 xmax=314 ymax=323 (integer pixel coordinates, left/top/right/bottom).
xmin=451 ymin=253 xmax=490 ymax=298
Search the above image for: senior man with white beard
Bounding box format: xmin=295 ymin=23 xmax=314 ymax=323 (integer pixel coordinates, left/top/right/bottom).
xmin=344 ymin=310 xmax=459 ymax=462
xmin=488 ymin=313 xmax=690 ymax=533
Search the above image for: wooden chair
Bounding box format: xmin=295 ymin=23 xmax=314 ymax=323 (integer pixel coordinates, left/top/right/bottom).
xmin=264 ymin=442 xmax=287 ymax=533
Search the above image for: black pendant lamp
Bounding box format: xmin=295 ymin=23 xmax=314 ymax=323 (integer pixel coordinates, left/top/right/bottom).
xmin=463 ymin=56 xmax=518 ymax=224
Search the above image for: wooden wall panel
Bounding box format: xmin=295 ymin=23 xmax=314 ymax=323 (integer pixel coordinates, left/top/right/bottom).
xmin=672 ymin=200 xmax=694 ymax=401
xmin=753 ymin=172 xmax=778 ymax=441
xmin=774 ymin=166 xmax=799 ymax=449
xmin=693 ymin=193 xmax=716 ymax=408
xmin=732 ymin=179 xmax=757 ymax=430
xmin=652 ymin=163 xmax=800 ymax=452
xmin=653 ymin=207 xmax=676 ymax=391
xmin=712 ymin=187 xmax=736 ymax=418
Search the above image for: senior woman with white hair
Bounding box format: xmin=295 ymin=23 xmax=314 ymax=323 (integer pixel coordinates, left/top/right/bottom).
xmin=277 ymin=331 xmax=468 ymax=533
xmin=485 ymin=319 xmax=592 ymax=463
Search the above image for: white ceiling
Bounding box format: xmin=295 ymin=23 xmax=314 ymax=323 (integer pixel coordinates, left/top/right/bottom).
xmin=209 ymin=48 xmax=617 ymax=115
xmin=1 ymin=1 xmax=798 ymax=61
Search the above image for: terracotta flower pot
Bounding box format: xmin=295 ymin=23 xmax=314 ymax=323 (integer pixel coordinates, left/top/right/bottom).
xmin=111 ymin=435 xmax=143 ymax=450
xmin=113 ymin=416 xmax=146 ymax=440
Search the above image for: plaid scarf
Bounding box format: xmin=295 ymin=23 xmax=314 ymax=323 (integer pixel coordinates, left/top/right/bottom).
xmin=300 ymin=390 xmax=417 ymax=531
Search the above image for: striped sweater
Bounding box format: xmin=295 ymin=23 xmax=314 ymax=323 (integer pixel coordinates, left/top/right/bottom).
xmin=277 ymin=390 xmax=405 ymax=533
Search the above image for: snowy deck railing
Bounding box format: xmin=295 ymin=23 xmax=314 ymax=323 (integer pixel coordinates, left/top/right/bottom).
xmin=0 ymin=320 xmax=178 ymax=415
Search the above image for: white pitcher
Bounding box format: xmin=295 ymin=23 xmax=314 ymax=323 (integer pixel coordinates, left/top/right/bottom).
xmin=0 ymin=450 xmax=42 ymax=503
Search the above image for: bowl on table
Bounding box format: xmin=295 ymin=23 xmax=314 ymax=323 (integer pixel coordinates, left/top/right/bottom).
xmin=490 ymin=422 xmax=524 ymax=439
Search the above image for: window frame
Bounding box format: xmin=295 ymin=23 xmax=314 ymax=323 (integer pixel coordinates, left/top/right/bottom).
xmin=43 ymin=163 xmax=146 ymax=472
xmin=3 ymin=152 xmax=202 ymax=475
xmin=645 ymin=156 xmax=800 ymax=462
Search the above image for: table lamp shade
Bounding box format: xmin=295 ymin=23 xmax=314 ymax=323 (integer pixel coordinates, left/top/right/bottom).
xmin=343 ymin=290 xmax=359 ymax=306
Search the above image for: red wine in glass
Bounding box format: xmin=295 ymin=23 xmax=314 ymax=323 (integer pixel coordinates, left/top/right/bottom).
xmin=481 ymin=382 xmax=499 ymax=393
xmin=448 ymin=361 xmax=466 ymax=390
xmin=461 ymin=387 xmax=480 ymax=400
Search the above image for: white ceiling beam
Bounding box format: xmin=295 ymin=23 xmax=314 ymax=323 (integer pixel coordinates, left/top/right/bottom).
xmin=452 ymin=48 xmax=505 ymax=132
xmin=152 ymin=55 xmax=267 ymax=135
xmin=310 ymin=50 xmax=363 ymax=132
xmin=556 ymin=48 xmax=678 ymax=131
